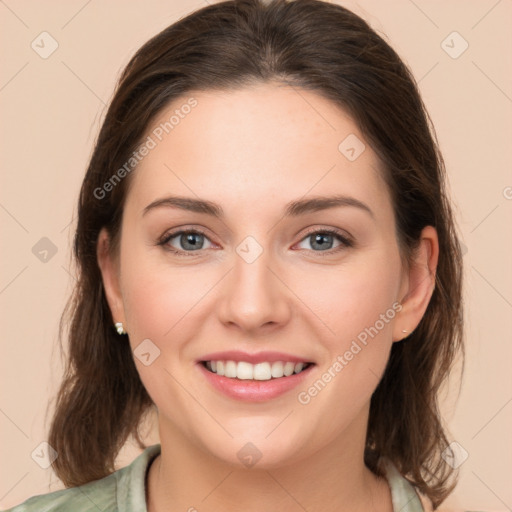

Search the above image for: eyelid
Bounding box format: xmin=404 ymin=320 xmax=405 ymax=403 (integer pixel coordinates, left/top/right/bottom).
xmin=158 ymin=226 xmax=209 ymax=244
xmin=299 ymin=225 xmax=352 ymax=240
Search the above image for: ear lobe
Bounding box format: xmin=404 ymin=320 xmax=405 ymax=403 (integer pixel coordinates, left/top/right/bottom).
xmin=393 ymin=226 xmax=439 ymax=342
xmin=96 ymin=227 xmax=125 ymax=326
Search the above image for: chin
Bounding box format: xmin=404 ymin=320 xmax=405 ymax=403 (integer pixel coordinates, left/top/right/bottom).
xmin=200 ymin=432 xmax=312 ymax=471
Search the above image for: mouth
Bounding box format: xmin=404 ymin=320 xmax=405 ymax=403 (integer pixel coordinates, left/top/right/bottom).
xmin=197 ymin=359 xmax=316 ymax=402
xmin=201 ymin=360 xmax=314 ymax=380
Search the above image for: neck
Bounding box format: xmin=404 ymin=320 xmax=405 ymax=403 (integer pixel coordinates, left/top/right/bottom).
xmin=147 ymin=412 xmax=393 ymax=512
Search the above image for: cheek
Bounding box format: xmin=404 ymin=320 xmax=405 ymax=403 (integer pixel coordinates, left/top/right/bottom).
xmin=293 ymin=253 xmax=402 ymax=400
xmin=118 ymin=250 xmax=212 ymax=413
xmin=120 ymin=246 xmax=214 ymax=341
xmin=291 ymin=270 xmax=401 ymax=442
xmin=123 ymin=273 xmax=182 ymax=339
xmin=295 ymin=254 xmax=402 ymax=343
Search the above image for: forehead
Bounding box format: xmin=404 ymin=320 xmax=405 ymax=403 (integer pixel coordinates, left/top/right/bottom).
xmin=125 ymin=83 xmax=391 ymax=220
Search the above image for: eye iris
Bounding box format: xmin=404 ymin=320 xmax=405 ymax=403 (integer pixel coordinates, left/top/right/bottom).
xmin=311 ymin=233 xmax=333 ymax=251
xmin=181 ymin=232 xmax=203 ymax=250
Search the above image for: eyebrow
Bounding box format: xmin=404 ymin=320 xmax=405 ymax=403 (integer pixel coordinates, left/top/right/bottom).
xmin=142 ymin=194 xmax=374 ymax=219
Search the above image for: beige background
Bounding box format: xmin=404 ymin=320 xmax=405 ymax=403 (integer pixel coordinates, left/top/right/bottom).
xmin=1 ymin=0 xmax=511 ymax=510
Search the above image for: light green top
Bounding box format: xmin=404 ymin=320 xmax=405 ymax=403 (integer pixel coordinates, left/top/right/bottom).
xmin=4 ymin=444 xmax=425 ymax=511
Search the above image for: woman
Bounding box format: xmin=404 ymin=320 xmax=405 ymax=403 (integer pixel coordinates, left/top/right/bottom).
xmin=6 ymin=0 xmax=464 ymax=510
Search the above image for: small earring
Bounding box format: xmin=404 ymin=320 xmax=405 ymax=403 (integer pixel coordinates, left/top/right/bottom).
xmin=115 ymin=322 xmax=127 ymax=335
xmin=402 ymin=329 xmax=408 ymax=334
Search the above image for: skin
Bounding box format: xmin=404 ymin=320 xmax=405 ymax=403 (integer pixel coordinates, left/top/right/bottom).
xmin=97 ymin=82 xmax=438 ymax=512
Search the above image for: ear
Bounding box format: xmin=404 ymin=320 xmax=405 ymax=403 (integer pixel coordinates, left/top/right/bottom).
xmin=393 ymin=226 xmax=439 ymax=342
xmin=96 ymin=227 xmax=126 ymax=328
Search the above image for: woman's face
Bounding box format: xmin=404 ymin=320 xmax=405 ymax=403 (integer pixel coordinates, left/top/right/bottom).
xmin=106 ymin=83 xmax=411 ymax=467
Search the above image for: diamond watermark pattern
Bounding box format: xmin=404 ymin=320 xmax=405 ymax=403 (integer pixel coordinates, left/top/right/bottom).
xmin=133 ymin=338 xmax=161 ymax=366
xmin=236 ymin=236 xmax=263 ymax=264
xmin=31 ymin=31 xmax=59 ymax=59
xmin=32 ymin=237 xmax=58 ymax=263
xmin=441 ymin=31 xmax=469 ymax=59
xmin=441 ymin=441 xmax=469 ymax=469
xmin=338 ymin=134 xmax=366 ymax=162
xmin=31 ymin=441 xmax=58 ymax=469
xmin=237 ymin=442 xmax=262 ymax=468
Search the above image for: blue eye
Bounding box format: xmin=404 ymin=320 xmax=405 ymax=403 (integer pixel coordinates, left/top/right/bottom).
xmin=160 ymin=229 xmax=213 ymax=255
xmin=158 ymin=228 xmax=353 ymax=257
xmin=296 ymin=229 xmax=353 ymax=253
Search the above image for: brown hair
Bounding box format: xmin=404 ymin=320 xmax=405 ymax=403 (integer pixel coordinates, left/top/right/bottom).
xmin=48 ymin=0 xmax=464 ymax=507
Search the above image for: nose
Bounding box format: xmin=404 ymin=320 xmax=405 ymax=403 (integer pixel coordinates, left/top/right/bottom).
xmin=217 ymin=243 xmax=292 ymax=335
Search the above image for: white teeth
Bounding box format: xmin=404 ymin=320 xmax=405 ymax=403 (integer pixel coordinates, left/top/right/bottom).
xmin=204 ymin=360 xmax=310 ymax=380
xmin=237 ymin=361 xmax=253 ymax=380
xmin=271 ymin=361 xmax=284 ymax=378
xmin=283 ymin=362 xmax=295 ymax=376
xmin=225 ymin=360 xmax=237 ymax=378
xmin=253 ymin=362 xmax=272 ymax=380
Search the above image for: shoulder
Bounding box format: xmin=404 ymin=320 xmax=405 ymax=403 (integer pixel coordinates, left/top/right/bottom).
xmin=3 ymin=444 xmax=161 ymax=512
xmin=3 ymin=474 xmax=118 ymax=512
xmin=382 ymin=458 xmax=431 ymax=512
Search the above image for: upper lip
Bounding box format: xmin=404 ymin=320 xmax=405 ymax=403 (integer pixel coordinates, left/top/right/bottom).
xmin=198 ymin=350 xmax=314 ymax=365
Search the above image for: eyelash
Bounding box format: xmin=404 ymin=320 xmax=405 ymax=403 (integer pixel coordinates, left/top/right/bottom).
xmin=157 ymin=227 xmax=354 ymax=257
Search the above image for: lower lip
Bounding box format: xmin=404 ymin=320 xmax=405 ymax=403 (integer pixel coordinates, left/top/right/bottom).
xmin=197 ymin=363 xmax=315 ymax=402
